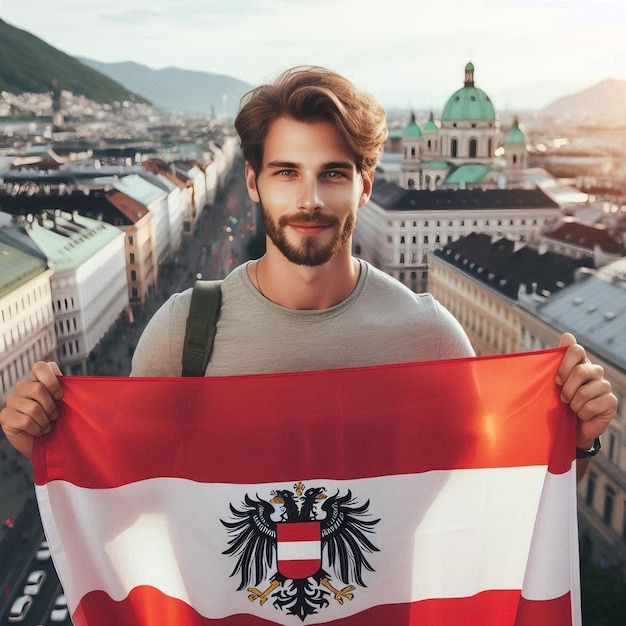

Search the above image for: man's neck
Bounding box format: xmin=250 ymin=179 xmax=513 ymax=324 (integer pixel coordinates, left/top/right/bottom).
xmin=248 ymin=248 xmax=361 ymax=310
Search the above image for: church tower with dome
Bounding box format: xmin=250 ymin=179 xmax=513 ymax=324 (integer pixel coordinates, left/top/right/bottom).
xmin=401 ymin=62 xmax=526 ymax=190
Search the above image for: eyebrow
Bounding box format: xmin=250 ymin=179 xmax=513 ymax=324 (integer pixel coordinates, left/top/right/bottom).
xmin=265 ymin=161 xmax=355 ymax=171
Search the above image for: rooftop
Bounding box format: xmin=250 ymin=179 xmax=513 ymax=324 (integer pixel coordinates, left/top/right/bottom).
xmin=371 ymin=180 xmax=561 ymax=211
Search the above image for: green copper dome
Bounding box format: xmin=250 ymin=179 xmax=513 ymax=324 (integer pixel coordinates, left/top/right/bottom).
xmin=503 ymin=117 xmax=526 ymax=145
xmin=423 ymin=111 xmax=439 ymax=134
xmin=441 ymin=62 xmax=496 ymax=121
xmin=402 ymin=112 xmax=422 ymax=138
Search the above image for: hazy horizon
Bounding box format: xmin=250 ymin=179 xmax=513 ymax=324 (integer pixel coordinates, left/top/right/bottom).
xmin=2 ymin=0 xmax=625 ymax=110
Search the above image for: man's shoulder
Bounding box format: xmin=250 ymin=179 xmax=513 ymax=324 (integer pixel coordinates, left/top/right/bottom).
xmin=361 ymin=261 xmax=434 ymax=302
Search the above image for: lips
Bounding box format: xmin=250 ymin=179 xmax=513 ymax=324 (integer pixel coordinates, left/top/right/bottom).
xmin=288 ymin=222 xmax=335 ymax=236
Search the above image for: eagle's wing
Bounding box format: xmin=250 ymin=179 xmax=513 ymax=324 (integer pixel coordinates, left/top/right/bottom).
xmin=221 ymin=493 xmax=277 ymax=589
xmin=321 ymin=490 xmax=380 ymax=587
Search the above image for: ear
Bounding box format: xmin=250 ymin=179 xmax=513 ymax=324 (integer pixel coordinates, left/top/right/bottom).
xmin=244 ymin=162 xmax=261 ymax=203
xmin=358 ymin=170 xmax=374 ymax=208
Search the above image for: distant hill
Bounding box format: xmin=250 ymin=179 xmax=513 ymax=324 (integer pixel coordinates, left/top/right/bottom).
xmin=78 ymin=58 xmax=252 ymax=117
xmin=0 ymin=19 xmax=146 ymax=105
xmin=542 ymin=78 xmax=626 ymax=121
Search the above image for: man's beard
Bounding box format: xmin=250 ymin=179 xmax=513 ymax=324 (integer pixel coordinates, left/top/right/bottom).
xmin=261 ymin=203 xmax=355 ymax=267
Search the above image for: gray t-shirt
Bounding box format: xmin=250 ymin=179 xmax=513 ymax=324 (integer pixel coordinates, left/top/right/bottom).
xmin=131 ymin=260 xmax=474 ymax=377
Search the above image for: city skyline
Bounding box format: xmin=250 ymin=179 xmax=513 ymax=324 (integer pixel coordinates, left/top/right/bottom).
xmin=2 ymin=0 xmax=626 ymax=110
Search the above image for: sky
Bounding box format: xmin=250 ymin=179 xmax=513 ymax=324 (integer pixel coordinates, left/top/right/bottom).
xmin=2 ymin=0 xmax=626 ymax=110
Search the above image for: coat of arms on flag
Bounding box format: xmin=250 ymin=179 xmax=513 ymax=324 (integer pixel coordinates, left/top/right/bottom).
xmin=221 ymin=481 xmax=379 ymax=621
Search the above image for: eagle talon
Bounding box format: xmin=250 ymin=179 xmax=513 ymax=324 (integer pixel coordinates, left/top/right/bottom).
xmin=247 ymin=580 xmax=280 ymax=605
xmin=321 ymin=578 xmax=355 ymax=603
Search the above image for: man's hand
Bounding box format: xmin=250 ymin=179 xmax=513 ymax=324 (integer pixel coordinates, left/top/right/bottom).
xmin=556 ymin=333 xmax=617 ymax=450
xmin=0 ymin=361 xmax=63 ymax=461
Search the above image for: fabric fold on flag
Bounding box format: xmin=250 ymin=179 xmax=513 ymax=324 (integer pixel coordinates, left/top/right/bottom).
xmin=33 ymin=348 xmax=580 ymax=626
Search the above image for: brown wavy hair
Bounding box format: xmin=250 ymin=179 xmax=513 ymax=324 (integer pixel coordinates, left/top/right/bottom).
xmin=234 ymin=65 xmax=388 ymax=175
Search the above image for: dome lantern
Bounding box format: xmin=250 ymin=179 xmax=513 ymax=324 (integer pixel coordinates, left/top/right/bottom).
xmin=464 ymin=61 xmax=475 ymax=87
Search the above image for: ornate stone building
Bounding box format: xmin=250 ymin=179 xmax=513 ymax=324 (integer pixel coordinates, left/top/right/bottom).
xmin=400 ymin=62 xmax=527 ymax=191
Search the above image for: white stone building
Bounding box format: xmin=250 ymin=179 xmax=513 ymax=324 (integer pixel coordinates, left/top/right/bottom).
xmin=354 ymin=184 xmax=562 ymax=293
xmin=1 ymin=212 xmax=128 ymax=374
xmin=0 ymin=242 xmax=55 ymax=401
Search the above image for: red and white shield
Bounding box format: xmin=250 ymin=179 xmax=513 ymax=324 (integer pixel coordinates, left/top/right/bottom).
xmin=276 ymin=521 xmax=322 ymax=580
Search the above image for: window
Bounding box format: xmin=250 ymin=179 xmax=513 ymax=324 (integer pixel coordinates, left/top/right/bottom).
xmin=608 ymin=433 xmax=616 ymax=461
xmin=469 ymin=139 xmax=477 ymax=158
xmin=130 ymin=253 xmax=135 ymax=264
xmin=603 ymin=486 xmax=615 ymax=525
xmin=130 ymin=270 xmax=137 ymax=282
xmin=585 ymin=471 xmax=596 ymax=506
xmin=128 ymin=236 xmax=134 ymax=246
xmin=451 ymin=138 xmax=458 ymax=158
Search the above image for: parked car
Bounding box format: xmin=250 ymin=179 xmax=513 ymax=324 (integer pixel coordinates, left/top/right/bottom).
xmin=50 ymin=593 xmax=69 ymax=622
xmin=36 ymin=540 xmax=50 ymax=561
xmin=23 ymin=569 xmax=46 ymax=595
xmin=8 ymin=595 xmax=33 ymax=622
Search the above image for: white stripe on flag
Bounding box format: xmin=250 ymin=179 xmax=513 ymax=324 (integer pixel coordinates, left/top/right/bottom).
xmin=278 ymin=540 xmax=319 ymax=561
xmin=37 ymin=465 xmax=573 ymax=624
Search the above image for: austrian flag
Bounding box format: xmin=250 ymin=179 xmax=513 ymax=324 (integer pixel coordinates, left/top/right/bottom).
xmin=33 ymin=349 xmax=581 ymax=626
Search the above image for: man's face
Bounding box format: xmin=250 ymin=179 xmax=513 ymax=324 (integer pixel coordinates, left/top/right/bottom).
xmin=245 ymin=116 xmax=372 ymax=266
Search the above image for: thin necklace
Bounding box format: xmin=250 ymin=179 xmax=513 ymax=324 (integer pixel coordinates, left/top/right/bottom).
xmin=255 ymin=259 xmax=264 ymax=297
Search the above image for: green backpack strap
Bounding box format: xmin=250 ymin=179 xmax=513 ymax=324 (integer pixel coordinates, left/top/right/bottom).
xmin=182 ymin=280 xmax=223 ymax=377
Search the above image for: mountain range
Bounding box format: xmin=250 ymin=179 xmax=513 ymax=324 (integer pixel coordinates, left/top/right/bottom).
xmin=541 ymin=78 xmax=626 ymax=121
xmin=1 ymin=17 xmax=624 ymax=121
xmin=77 ymin=58 xmax=252 ymax=118
xmin=0 ymin=19 xmax=145 ymax=105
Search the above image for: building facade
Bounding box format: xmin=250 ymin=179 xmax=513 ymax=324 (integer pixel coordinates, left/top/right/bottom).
xmin=0 ymin=243 xmax=55 ymax=402
xmin=354 ymin=184 xmax=562 ymax=293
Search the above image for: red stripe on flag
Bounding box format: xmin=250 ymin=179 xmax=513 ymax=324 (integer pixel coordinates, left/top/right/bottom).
xmin=277 ymin=522 xmax=319 ymax=542
xmin=277 ymin=559 xmax=320 ymax=580
xmin=33 ymin=350 xmax=575 ymax=489
xmin=71 ymin=586 xmax=572 ymax=626
xmin=515 ymin=593 xmax=573 ymax=626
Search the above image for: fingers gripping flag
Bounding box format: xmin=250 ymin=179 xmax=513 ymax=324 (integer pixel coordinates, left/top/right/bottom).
xmin=33 ymin=349 xmax=580 ymax=626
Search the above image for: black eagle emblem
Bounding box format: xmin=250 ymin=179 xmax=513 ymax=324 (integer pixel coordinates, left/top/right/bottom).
xmin=221 ymin=481 xmax=380 ymax=621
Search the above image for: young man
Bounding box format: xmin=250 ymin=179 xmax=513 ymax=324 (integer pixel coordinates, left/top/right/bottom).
xmin=0 ymin=65 xmax=617 ymax=463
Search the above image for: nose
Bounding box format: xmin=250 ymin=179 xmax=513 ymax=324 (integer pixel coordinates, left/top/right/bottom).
xmin=297 ymin=176 xmax=323 ymax=211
